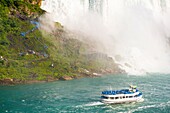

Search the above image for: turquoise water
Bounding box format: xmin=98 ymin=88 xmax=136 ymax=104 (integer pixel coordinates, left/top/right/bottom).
xmin=0 ymin=74 xmax=170 ymax=113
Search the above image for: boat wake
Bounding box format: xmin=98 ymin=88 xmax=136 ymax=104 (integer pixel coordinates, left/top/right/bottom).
xmin=76 ymin=101 xmax=104 ymax=108
xmin=84 ymin=102 xmax=104 ymax=106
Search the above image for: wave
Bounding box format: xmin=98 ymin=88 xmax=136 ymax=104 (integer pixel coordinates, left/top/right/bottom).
xmin=127 ymin=102 xmax=170 ymax=113
xmin=84 ymin=101 xmax=104 ymax=106
xmin=75 ymin=101 xmax=104 ymax=108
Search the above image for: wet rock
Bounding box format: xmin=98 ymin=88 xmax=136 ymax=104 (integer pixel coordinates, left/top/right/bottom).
xmin=0 ymin=78 xmax=14 ymax=85
xmin=59 ymin=76 xmax=73 ymax=80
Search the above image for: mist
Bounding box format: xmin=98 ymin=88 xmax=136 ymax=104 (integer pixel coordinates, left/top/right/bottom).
xmin=40 ymin=0 xmax=170 ymax=75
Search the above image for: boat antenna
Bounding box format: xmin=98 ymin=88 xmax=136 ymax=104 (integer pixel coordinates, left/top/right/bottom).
xmin=109 ymin=85 xmax=112 ymax=90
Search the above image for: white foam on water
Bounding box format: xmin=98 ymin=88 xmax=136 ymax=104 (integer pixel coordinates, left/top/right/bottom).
xmin=76 ymin=101 xmax=104 ymax=108
xmin=127 ymin=101 xmax=170 ymax=113
xmin=84 ymin=101 xmax=104 ymax=106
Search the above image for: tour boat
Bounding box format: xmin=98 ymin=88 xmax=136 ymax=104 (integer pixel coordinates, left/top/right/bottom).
xmin=101 ymin=85 xmax=144 ymax=104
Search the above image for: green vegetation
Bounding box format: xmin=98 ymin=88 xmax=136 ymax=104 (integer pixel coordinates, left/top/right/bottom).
xmin=0 ymin=0 xmax=121 ymax=84
xmin=0 ymin=0 xmax=50 ymax=81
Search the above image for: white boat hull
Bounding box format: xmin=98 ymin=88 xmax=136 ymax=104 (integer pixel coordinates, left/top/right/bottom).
xmin=101 ymin=95 xmax=143 ymax=104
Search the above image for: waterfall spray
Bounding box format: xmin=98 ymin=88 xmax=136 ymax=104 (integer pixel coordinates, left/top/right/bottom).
xmin=40 ymin=0 xmax=170 ymax=75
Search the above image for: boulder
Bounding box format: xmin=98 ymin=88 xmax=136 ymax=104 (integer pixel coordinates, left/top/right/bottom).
xmin=0 ymin=78 xmax=14 ymax=85
xmin=59 ymin=76 xmax=73 ymax=80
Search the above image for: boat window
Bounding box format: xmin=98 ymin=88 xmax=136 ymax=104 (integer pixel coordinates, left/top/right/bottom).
xmin=110 ymin=97 xmax=114 ymax=99
xmin=123 ymin=96 xmax=125 ymax=98
xmin=101 ymin=96 xmax=108 ymax=99
xmin=126 ymin=96 xmax=128 ymax=98
xmin=120 ymin=97 xmax=122 ymax=99
xmin=115 ymin=97 xmax=119 ymax=99
xmin=129 ymin=96 xmax=133 ymax=98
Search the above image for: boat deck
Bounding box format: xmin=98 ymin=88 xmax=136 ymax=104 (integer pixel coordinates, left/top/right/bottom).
xmin=102 ymin=89 xmax=139 ymax=95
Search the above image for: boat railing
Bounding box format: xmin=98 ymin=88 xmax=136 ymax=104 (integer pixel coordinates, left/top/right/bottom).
xmin=102 ymin=89 xmax=137 ymax=95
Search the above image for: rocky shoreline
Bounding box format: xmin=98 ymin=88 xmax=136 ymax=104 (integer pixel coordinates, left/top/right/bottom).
xmin=0 ymin=70 xmax=124 ymax=86
xmin=0 ymin=75 xmax=95 ymax=86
